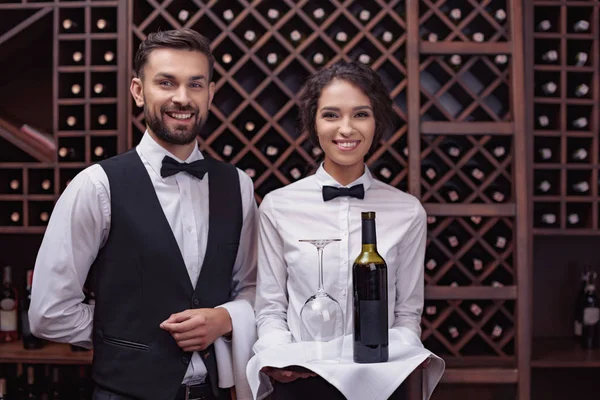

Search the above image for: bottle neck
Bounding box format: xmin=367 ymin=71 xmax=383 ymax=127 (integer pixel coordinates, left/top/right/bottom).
xmin=361 ymin=218 xmax=377 ymax=249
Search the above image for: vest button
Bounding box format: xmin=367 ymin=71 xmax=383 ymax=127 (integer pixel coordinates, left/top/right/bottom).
xmin=193 ymin=298 xmax=199 ymax=306
xmin=182 ymin=356 xmax=189 ymax=364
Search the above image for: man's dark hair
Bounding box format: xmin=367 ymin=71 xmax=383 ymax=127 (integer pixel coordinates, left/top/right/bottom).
xmin=133 ymin=28 xmax=215 ymax=81
xmin=298 ymin=60 xmax=395 ymax=154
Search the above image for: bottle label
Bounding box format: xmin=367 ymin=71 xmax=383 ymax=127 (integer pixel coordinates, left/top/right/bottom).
xmin=359 ymin=300 xmax=388 ymax=345
xmin=583 ymin=307 xmax=600 ymax=325
xmin=0 ymin=309 xmax=17 ymax=331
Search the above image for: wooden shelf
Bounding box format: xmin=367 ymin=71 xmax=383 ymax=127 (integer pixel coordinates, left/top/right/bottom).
xmin=441 ymin=367 xmax=518 ymax=384
xmin=532 ymin=337 xmax=600 ymax=368
xmin=0 ymin=340 xmax=92 ymax=365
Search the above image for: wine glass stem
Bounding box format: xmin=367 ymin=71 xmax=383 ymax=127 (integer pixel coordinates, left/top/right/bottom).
xmin=317 ymin=246 xmax=325 ymax=294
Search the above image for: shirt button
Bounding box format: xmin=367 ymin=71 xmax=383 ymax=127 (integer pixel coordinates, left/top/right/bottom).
xmin=182 ymin=356 xmax=189 ymax=364
xmin=193 ymin=298 xmax=200 ymax=306
xmin=187 ymin=226 xmax=192 ymax=233
xmin=341 ymin=290 xmax=347 ymax=296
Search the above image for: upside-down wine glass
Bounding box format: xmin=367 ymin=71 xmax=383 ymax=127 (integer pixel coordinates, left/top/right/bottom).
xmin=298 ymin=239 xmax=345 ymax=362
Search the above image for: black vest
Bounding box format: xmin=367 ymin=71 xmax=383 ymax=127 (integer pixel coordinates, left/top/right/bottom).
xmin=90 ymin=149 xmax=243 ymax=400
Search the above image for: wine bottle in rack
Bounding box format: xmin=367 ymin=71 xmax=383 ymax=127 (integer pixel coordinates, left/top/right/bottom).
xmin=267 ymin=8 xmax=280 ymax=21
xmin=537 ymin=19 xmax=551 ymax=32
xmin=581 ymin=270 xmax=599 ymax=349
xmin=49 ymin=366 xmax=63 ymax=400
xmin=263 ymin=144 xmax=280 ymax=159
xmin=472 ymin=32 xmax=485 ymax=43
xmin=425 ymin=256 xmax=439 ymax=272
xmin=448 ymin=8 xmax=462 ymax=23
xmin=335 ymin=31 xmax=349 ymax=45
xmin=494 ymin=9 xmax=507 ymax=23
xmin=72 ymin=51 xmax=83 ymax=63
xmin=537 ymin=147 xmax=552 ymax=161
xmin=0 ymin=378 xmax=6 ymax=400
xmin=358 ymin=9 xmax=371 ymax=23
xmin=243 ymin=30 xmax=257 ymax=45
xmin=312 ymin=7 xmax=326 ymax=21
xmin=9 ymin=178 xmax=20 ymax=192
xmin=494 ymin=54 xmax=508 ymax=66
xmin=178 ymin=9 xmax=190 ymax=22
xmin=21 ymin=269 xmax=44 ymax=350
xmin=221 ymin=53 xmax=233 ymax=65
xmin=444 ymin=182 xmax=462 ymax=203
xmin=421 ymin=161 xmax=438 ymax=182
xmin=422 ymin=30 xmax=438 ymax=43
xmin=70 ymin=83 xmax=82 ymax=96
xmin=468 ymin=301 xmax=484 ymax=319
xmin=567 ymin=212 xmax=581 ymax=226
xmin=103 ymin=51 xmax=115 ymax=63
xmin=266 ymin=52 xmax=279 ymax=67
xmin=289 ymin=29 xmax=305 ymax=45
xmin=537 ymin=114 xmax=550 ymax=128
xmin=574 ymin=264 xmax=591 ymax=339
xmin=448 ymin=54 xmax=462 ymax=71
xmin=574 ymin=52 xmax=588 ymax=67
xmin=573 ymin=83 xmax=589 ymax=97
xmin=541 ymin=50 xmax=558 ymax=63
xmin=540 ymin=213 xmax=557 ymax=225
xmin=572 ymin=117 xmax=588 ymax=129
xmin=96 ymin=18 xmax=110 ymax=30
xmin=358 ymin=54 xmax=371 ymax=65
xmin=9 ymin=211 xmax=21 ymax=225
xmin=97 ymin=114 xmax=108 ymax=126
xmin=58 ymin=146 xmax=77 ymax=161
xmin=62 ymin=18 xmax=78 ymax=31
xmin=573 ymin=20 xmax=590 ymax=32
xmin=571 ymin=181 xmax=590 ymax=194
xmin=381 ymin=31 xmax=394 ymax=45
xmin=312 ymin=52 xmax=326 ymax=66
xmin=222 ymin=9 xmax=235 ymax=23
xmin=0 ymin=266 xmax=18 ymax=342
xmin=24 ymin=366 xmax=37 ymax=400
xmin=540 ymin=81 xmax=558 ymax=95
xmin=570 ymin=148 xmax=588 ymax=162
xmin=537 ymin=179 xmax=552 ymax=194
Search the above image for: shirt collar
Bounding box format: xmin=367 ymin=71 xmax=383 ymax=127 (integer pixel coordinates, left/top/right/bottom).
xmin=137 ymin=130 xmax=204 ymax=180
xmin=314 ymin=163 xmax=374 ymax=192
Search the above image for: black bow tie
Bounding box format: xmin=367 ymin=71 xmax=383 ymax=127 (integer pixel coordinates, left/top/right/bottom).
xmin=322 ymin=184 xmax=365 ymax=202
xmin=160 ymin=155 xmax=208 ymax=180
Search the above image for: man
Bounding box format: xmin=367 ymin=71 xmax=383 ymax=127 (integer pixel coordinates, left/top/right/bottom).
xmin=29 ymin=29 xmax=258 ymax=400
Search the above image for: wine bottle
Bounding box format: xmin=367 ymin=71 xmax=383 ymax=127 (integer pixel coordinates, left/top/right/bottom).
xmin=358 ymin=54 xmax=371 ymax=65
xmin=494 ymin=54 xmax=508 ymax=65
xmin=267 ymin=8 xmax=280 ymax=21
xmin=537 ymin=20 xmax=551 ymax=31
xmin=289 ymin=30 xmax=304 ymax=45
xmin=567 ymin=213 xmax=580 ymax=226
xmin=571 ymin=148 xmax=588 ymax=162
xmin=538 ymin=147 xmax=552 ymax=160
xmin=335 ymin=31 xmax=348 ymax=44
xmin=222 ymin=9 xmax=234 ymax=22
xmin=96 ymin=18 xmax=109 ymax=30
xmin=494 ymin=9 xmax=507 ymax=22
xmin=472 ymin=32 xmax=485 ymax=42
xmin=0 ymin=266 xmax=18 ymax=342
xmin=266 ymin=52 xmax=279 ymax=66
xmin=353 ymin=211 xmax=388 ymax=363
xmin=541 ymin=81 xmax=557 ymax=95
xmin=9 ymin=179 xmax=20 ymax=191
xmin=448 ymin=8 xmax=461 ymax=22
xmin=243 ymin=30 xmax=257 ymax=44
xmin=98 ymin=114 xmax=108 ymax=126
xmin=358 ymin=9 xmax=371 ymax=23
xmin=10 ymin=212 xmax=20 ymax=224
xmin=574 ymin=265 xmax=590 ymax=339
xmin=312 ymin=8 xmax=325 ymax=21
xmin=24 ymin=366 xmax=37 ymax=400
xmin=425 ymin=258 xmax=437 ymax=271
xmin=72 ymin=51 xmax=83 ymax=63
xmin=66 ymin=115 xmax=77 ymax=127
xmin=537 ymin=179 xmax=551 ymax=193
xmin=62 ymin=18 xmax=77 ymax=30
xmin=541 ymin=50 xmax=558 ymax=62
xmin=312 ymin=52 xmax=325 ymax=66
xmin=49 ymin=366 xmax=63 ymax=400
xmin=574 ymin=83 xmax=589 ymax=97
xmin=21 ymin=269 xmax=44 ymax=350
xmin=71 ymin=84 xmax=82 ymax=95
xmin=572 ymin=181 xmax=589 ymax=193
xmin=103 ymin=51 xmax=115 ymax=63
xmin=573 ymin=20 xmax=590 ymax=32
xmin=381 ymin=31 xmax=393 ymax=45
xmin=378 ymin=166 xmax=392 ymax=180
xmin=581 ymin=270 xmax=599 ymax=349
xmin=537 ymin=115 xmax=550 ymax=128
xmin=540 ymin=213 xmax=556 ymax=225
xmin=574 ymin=52 xmax=588 ymax=67
xmin=178 ymin=9 xmax=190 ymax=22
xmin=572 ymin=117 xmax=588 ymax=129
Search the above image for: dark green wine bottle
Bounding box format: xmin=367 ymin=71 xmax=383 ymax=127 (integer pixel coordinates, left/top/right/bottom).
xmin=352 ymin=211 xmax=389 ymax=363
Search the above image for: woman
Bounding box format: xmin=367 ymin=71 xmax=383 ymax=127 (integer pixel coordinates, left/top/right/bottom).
xmin=254 ymin=61 xmax=428 ymax=399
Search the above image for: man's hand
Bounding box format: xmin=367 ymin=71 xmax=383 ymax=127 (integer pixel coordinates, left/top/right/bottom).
xmin=160 ymin=308 xmax=232 ymax=352
xmin=260 ymin=367 xmax=316 ymax=383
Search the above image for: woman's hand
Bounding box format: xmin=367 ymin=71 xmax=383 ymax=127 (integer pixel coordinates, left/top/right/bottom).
xmin=260 ymin=366 xmax=316 ymax=383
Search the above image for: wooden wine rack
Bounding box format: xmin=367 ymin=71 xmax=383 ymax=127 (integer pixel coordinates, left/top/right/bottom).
xmin=527 ymin=1 xmax=600 ymax=234
xmin=0 ymin=0 xmax=542 ymax=399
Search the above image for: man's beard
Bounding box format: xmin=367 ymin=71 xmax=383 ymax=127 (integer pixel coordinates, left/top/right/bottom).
xmin=145 ymin=105 xmax=206 ymax=145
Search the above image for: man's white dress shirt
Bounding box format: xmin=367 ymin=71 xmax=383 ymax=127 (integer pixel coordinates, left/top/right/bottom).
xmin=29 ymin=132 xmax=258 ymax=398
